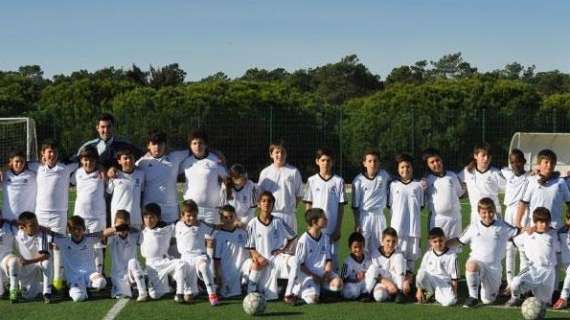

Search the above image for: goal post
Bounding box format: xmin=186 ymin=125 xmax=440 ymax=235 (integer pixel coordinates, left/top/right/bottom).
xmin=0 ymin=117 xmax=38 ymax=168
xmin=509 ymin=132 xmax=570 ymax=176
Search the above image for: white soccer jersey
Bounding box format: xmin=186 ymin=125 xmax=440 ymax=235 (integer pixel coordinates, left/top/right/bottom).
xmin=35 ymin=162 xmax=78 ymax=212
xmin=258 ymin=164 xmax=303 ymax=214
xmin=425 ymin=171 xmax=463 ymax=218
xmin=175 ymin=221 xmax=213 ymax=257
xmin=389 ymin=180 xmax=424 ymax=238
xmin=107 ymin=169 xmax=145 ymax=226
xmin=214 ymin=228 xmax=248 ymax=296
xmin=108 ymin=230 xmax=141 ymax=276
xmin=2 ymin=169 xmax=37 ymax=220
xmin=0 ymin=222 xmax=15 ymax=260
xmin=513 ymin=230 xmax=559 ymax=268
xmin=521 ymin=174 xmax=570 ymax=229
xmin=220 ymin=179 xmax=258 ymax=221
xmin=15 ymin=229 xmax=51 ymax=260
xmin=245 ymin=216 xmax=296 ymax=259
xmin=140 ymin=224 xmax=175 ymax=260
xmin=304 ymin=174 xmax=346 ymax=235
xmin=53 ymin=234 xmax=100 ymax=275
xmin=136 ymin=150 xmax=188 ymax=222
xmin=458 ymin=167 xmax=506 ymax=221
xmin=417 ymin=248 xmax=459 ymax=280
xmin=72 ymin=167 xmax=106 ymax=220
xmin=180 ymin=152 xmax=226 ymax=208
xmin=341 ymin=254 xmax=371 ymax=282
xmin=501 ymin=168 xmax=529 ymax=208
xmin=459 ymin=219 xmax=519 ymax=265
xmin=352 ymin=170 xmax=390 ymax=212
xmin=368 ymin=247 xmax=407 ymax=280
xmin=295 ymin=232 xmax=332 ymax=276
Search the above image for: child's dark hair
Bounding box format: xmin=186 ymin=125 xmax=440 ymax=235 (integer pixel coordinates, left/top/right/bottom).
xmin=79 ymin=145 xmax=99 ymax=161
xmin=147 ymin=130 xmax=167 ymax=145
xmin=181 ymin=199 xmax=199 ymax=215
xmin=115 ymin=209 xmax=131 ymax=222
xmin=532 ymin=207 xmax=551 ymax=224
xmin=537 ymin=149 xmax=557 ymax=165
xmin=348 ymin=232 xmax=365 ymax=248
xmin=224 ymin=164 xmax=248 ymax=201
xmin=68 ymin=216 xmax=86 ymax=230
xmin=143 ymin=203 xmax=162 ymax=219
xmin=116 ymin=148 xmax=134 ymax=160
xmin=315 ymin=147 xmax=335 ymax=161
xmin=40 ymin=142 xmax=57 ymax=153
xmin=467 ymin=142 xmax=492 ymax=173
xmin=305 ymin=208 xmax=325 ymax=226
xmin=220 ymin=204 xmax=236 ymax=214
xmin=269 ymin=142 xmax=286 ymax=155
xmin=477 ymin=197 xmax=496 ymax=213
xmin=98 ymin=113 xmax=115 ymax=125
xmin=188 ymin=129 xmax=208 ymax=145
xmin=428 ymin=227 xmax=446 ymax=239
xmin=360 ymin=148 xmax=380 ymax=174
xmin=421 ymin=148 xmax=442 ymax=175
xmin=18 ymin=211 xmax=37 ymax=225
xmin=258 ymin=191 xmax=275 ymax=206
xmin=8 ymin=150 xmax=28 ymax=169
xmin=382 ymin=227 xmax=398 ymax=239
xmin=394 ymin=153 xmax=413 ymax=176
xmin=509 ymin=148 xmax=526 ymax=162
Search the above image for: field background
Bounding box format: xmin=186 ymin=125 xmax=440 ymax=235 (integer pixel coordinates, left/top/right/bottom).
xmin=1 ymin=188 xmax=569 ymax=320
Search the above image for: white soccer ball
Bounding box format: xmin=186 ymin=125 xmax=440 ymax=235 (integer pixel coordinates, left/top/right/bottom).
xmin=243 ymin=292 xmax=266 ymax=316
xmin=521 ymin=297 xmax=546 ymax=320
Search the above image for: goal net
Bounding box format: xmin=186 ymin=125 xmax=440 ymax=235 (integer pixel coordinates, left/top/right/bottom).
xmin=0 ymin=118 xmax=38 ymax=170
xmin=509 ymin=132 xmax=570 ymax=176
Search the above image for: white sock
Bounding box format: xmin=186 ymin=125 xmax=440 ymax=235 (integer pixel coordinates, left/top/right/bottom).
xmin=561 ymin=266 xmax=570 ymax=300
xmin=129 ymin=260 xmax=147 ymax=296
xmin=505 ymin=243 xmax=515 ymax=287
xmin=247 ymin=269 xmax=261 ymax=293
xmin=465 ymin=271 xmax=480 ymax=299
xmin=95 ymin=247 xmax=104 ymax=274
xmin=174 ymin=262 xmax=185 ymax=295
xmin=285 ymin=258 xmax=299 ymax=296
xmin=197 ymin=261 xmax=215 ymax=295
xmin=7 ymin=257 xmax=19 ymax=291
xmin=41 ymin=259 xmax=53 ymax=294
xmin=53 ymin=249 xmax=63 ymax=282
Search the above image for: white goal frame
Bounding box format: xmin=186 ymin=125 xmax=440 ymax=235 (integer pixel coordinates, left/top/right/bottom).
xmin=0 ymin=117 xmax=38 ymax=161
xmin=509 ymin=132 xmax=570 ymax=176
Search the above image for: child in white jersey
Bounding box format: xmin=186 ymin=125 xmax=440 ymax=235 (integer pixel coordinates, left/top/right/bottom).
xmin=364 ymin=227 xmax=410 ymax=303
xmin=1 ymin=151 xmax=37 ymax=221
xmin=508 ymin=207 xmax=559 ymax=307
xmin=107 ymin=210 xmax=148 ymax=301
xmin=140 ymin=203 xmax=186 ymax=303
xmin=341 ymin=232 xmax=370 ymax=300
xmin=257 ymin=142 xmax=304 ymax=232
xmin=214 ymin=205 xmax=249 ymax=298
xmin=175 ymin=200 xmax=219 ymax=305
xmin=2 ymin=212 xmax=52 ymax=303
xmin=416 ymin=227 xmax=458 ymax=307
xmin=283 ymin=208 xmax=343 ymax=305
xmin=422 ymin=148 xmax=464 ymax=239
xmin=304 ymin=148 xmax=346 ymax=269
xmin=389 ymin=153 xmax=424 ymax=272
xmin=220 ymin=164 xmax=258 ymax=226
xmin=352 ymin=148 xmax=390 ymax=254
xmin=245 ymin=191 xmax=296 ymax=301
xmin=448 ymin=197 xmax=519 ymax=307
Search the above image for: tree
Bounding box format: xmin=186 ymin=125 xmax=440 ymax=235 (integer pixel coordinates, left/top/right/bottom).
xmin=430 ymin=52 xmax=477 ymax=79
xmin=126 ymin=64 xmax=148 ymax=85
xmin=149 ymin=63 xmax=187 ymax=88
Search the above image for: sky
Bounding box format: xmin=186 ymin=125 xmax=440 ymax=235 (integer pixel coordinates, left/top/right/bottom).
xmin=0 ymin=0 xmax=568 ymax=80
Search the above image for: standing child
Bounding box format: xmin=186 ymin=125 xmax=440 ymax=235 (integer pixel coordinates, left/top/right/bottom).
xmin=352 ymin=149 xmax=390 ymax=254
xmin=107 ymin=148 xmax=145 ymax=230
xmin=257 ymin=143 xmax=304 ymax=232
xmin=364 ymin=227 xmax=410 ymax=303
xmin=175 ymin=200 xmax=219 ymax=305
xmin=284 ymin=208 xmax=343 ymax=305
xmin=245 ymin=191 xmax=296 ymax=301
xmin=458 ymin=143 xmax=506 ymax=224
xmin=2 ymin=151 xmax=37 ymax=221
xmin=389 ymin=153 xmax=424 ymax=272
xmin=214 ymin=205 xmax=249 ymax=298
xmin=220 ymin=164 xmax=258 ymax=226
xmin=0 ymin=212 xmax=15 ymax=300
xmin=416 ymin=227 xmax=459 ymax=307
xmin=422 ymin=148 xmax=464 ymax=239
xmin=304 ymin=148 xmax=346 ymax=269
xmin=140 ymin=203 xmax=186 ymax=302
xmin=341 ymin=232 xmax=370 ymax=300
xmin=448 ymin=197 xmax=519 ymax=307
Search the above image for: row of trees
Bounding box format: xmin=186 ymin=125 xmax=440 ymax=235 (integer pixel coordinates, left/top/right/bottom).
xmin=1 ymin=53 xmax=570 ymax=179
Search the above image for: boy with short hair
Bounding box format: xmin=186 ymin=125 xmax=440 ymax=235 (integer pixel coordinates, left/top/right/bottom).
xmin=175 ymin=199 xmax=219 ymax=305
xmin=2 ymin=151 xmax=37 ymax=221
xmin=341 ymin=232 xmax=370 ymax=300
xmin=448 ymin=197 xmax=519 ymax=308
xmin=107 ymin=148 xmax=145 ymax=230
xmin=258 ymin=143 xmax=304 ymax=232
xmin=283 ymin=208 xmax=343 ymax=305
xmin=140 ymin=203 xmax=186 ymax=302
xmin=364 ymin=227 xmax=410 ymax=303
xmin=245 ymin=191 xmax=296 ymax=301
xmin=508 ymin=207 xmax=559 ymax=307
xmin=214 ymin=205 xmax=249 ymax=298
xmin=416 ymin=227 xmax=459 ymax=307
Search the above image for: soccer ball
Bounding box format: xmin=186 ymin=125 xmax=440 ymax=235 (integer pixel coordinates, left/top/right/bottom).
xmin=243 ymin=292 xmax=266 ymax=316
xmin=521 ymin=297 xmax=546 ymax=320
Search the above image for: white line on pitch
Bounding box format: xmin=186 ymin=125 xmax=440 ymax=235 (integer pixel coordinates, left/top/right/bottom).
xmin=102 ymin=298 xmax=130 ymax=320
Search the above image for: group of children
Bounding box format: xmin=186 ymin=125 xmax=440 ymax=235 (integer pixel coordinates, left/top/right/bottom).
xmin=1 ymin=129 xmax=570 ymax=312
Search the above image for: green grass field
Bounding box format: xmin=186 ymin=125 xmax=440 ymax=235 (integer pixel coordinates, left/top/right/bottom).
xmin=1 ymin=189 xmax=570 ymax=320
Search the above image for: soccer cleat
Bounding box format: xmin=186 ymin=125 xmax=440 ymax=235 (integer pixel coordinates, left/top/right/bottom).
xmin=424 ymin=291 xmax=435 ymax=303
xmin=208 ymin=293 xmax=220 ymax=306
xmin=43 ymin=293 xmax=53 ymax=304
xmin=136 ymin=294 xmax=149 ymax=302
xmin=9 ymin=289 xmax=19 ymax=304
xmin=463 ymin=297 xmax=479 ymax=308
xmin=553 ymin=298 xmax=568 ymax=310
xmin=284 ymin=295 xmax=298 ymax=305
xmin=505 ymin=296 xmax=522 ymax=307
xmin=360 ymin=293 xmax=373 ymax=303
xmin=53 ymin=279 xmax=65 ymax=291
xmin=174 ymin=294 xmax=185 ymax=303
xmin=394 ymin=292 xmax=406 ymax=304
xmin=183 ymin=294 xmax=193 ymax=304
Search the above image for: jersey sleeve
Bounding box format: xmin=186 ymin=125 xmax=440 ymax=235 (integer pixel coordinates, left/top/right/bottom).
xmin=445 ymin=253 xmax=460 ymax=280
xmin=495 ymin=168 xmax=507 ymax=192
xmin=27 ymin=162 xmax=40 ymax=172
xmin=340 ymin=261 xmax=350 ymax=280
xmin=303 ymin=179 xmax=313 ymax=203
xmin=219 ymin=184 xmax=229 ymax=206
xmin=452 ymin=174 xmax=465 ymax=197
xmin=512 ymin=233 xmax=525 ymax=249
xmin=457 ymin=169 xmax=465 ymax=183
xmin=351 ymin=177 xmax=362 ymax=209
xmin=294 ymin=237 xmax=308 ymax=265
xmin=106 ymin=179 xmax=115 ymax=194
xmin=66 ymin=162 xmax=80 ymax=175
xmin=70 ymin=170 xmax=77 ymax=186
xmin=520 ymin=179 xmax=534 ymax=203
xmin=393 ymin=253 xmax=407 ymax=277
xmin=560 ymin=179 xmax=570 ymax=203
xmin=418 ymin=183 xmax=425 ymax=207
xmin=245 ymin=223 xmax=256 ymax=250
xmin=458 ymin=224 xmax=473 ymax=245
xmin=417 ymin=251 xmax=429 ymax=274
xmin=338 ymin=178 xmax=346 ymax=205
xmin=294 ymin=169 xmax=303 ymax=198
xmin=251 ymin=182 xmax=259 ymax=208
xmin=278 ymin=219 xmax=296 ymax=240
xmin=213 ymin=232 xmax=224 ymax=259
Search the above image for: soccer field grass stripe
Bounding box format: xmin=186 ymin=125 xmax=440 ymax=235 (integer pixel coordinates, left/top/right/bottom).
xmin=102 ymin=298 xmax=129 ymax=320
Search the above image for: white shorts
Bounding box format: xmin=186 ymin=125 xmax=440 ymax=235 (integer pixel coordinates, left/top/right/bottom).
xmin=76 ymin=215 xmax=106 ymax=233
xmin=245 ymin=253 xmax=292 ymax=301
xmin=111 ymin=258 xmax=145 ymax=298
xmin=365 ymin=264 xmax=400 ymax=293
xmin=559 ymin=232 xmax=570 ymax=265
xmin=198 ymin=207 xmax=219 ymax=225
xmin=181 ymin=254 xmax=210 ymax=295
xmin=1 ymin=254 xmax=46 ymax=299
xmin=429 ymin=214 xmax=461 ymax=239
xmin=297 ymin=271 xmax=340 ymax=304
xmin=146 ymin=257 xmax=184 ymax=298
xmin=360 ymin=210 xmax=387 ymax=254
xmin=36 ymin=211 xmax=67 ymax=234
xmin=512 ymin=266 xmax=555 ymax=304
xmin=469 ymin=259 xmax=501 ymax=304
xmin=342 ymin=281 xmax=367 ymax=299
xmin=398 ymin=236 xmax=420 ymax=265
xmin=416 ymin=270 xmax=456 ymax=306
xmin=272 ymin=212 xmax=298 ymax=234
